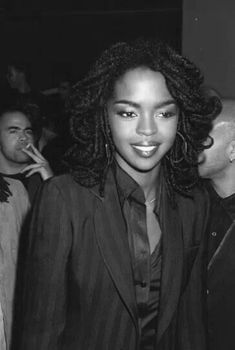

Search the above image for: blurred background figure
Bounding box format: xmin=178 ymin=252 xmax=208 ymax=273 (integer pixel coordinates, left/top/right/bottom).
xmin=7 ymin=62 xmax=31 ymax=95
xmin=198 ymin=98 xmax=235 ymax=350
xmin=41 ymin=75 xmax=72 ymax=174
xmin=0 ymin=102 xmax=53 ymax=349
xmin=2 ymin=62 xmax=44 ymax=112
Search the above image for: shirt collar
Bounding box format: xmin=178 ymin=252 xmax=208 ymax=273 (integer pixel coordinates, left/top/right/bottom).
xmin=114 ymin=161 xmax=144 ymax=205
xmin=114 ymin=161 xmax=163 ymax=215
xmin=207 ymin=181 xmax=235 ymax=220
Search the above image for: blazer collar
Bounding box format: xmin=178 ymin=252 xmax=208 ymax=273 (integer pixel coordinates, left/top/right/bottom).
xmin=93 ymin=168 xmax=139 ymax=333
xmin=157 ymin=186 xmax=184 ymax=341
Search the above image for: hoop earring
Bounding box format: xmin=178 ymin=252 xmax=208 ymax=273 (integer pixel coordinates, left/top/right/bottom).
xmin=105 ymin=143 xmax=111 ymax=162
xmin=168 ymin=131 xmax=188 ymax=164
xmin=176 ymin=131 xmax=188 ymax=155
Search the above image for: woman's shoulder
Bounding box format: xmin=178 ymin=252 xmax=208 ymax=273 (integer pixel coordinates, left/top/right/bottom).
xmin=175 ymin=184 xmax=210 ymax=217
xmin=41 ymin=173 xmax=92 ymax=202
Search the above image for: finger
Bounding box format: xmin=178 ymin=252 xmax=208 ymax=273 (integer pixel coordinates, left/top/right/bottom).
xmin=21 ymin=163 xmax=45 ymax=173
xmin=24 ymin=166 xmax=53 ymax=180
xmin=27 ymin=144 xmax=46 ymax=161
xmin=24 ymin=168 xmax=41 ymax=177
xmin=22 ymin=148 xmax=41 ymax=162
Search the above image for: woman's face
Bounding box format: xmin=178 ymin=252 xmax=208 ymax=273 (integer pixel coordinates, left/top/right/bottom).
xmin=107 ymin=67 xmax=179 ymax=178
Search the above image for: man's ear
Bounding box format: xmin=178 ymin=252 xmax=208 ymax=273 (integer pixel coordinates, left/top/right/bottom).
xmin=228 ymin=140 xmax=235 ymax=162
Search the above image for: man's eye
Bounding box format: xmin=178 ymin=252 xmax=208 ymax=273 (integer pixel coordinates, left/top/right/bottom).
xmin=118 ymin=111 xmax=137 ymax=118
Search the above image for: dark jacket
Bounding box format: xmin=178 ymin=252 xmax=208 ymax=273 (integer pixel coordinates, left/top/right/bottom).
xmin=17 ymin=169 xmax=209 ymax=350
xmin=206 ymin=186 xmax=235 ymax=350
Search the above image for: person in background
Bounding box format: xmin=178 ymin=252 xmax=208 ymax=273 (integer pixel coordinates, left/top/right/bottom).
xmin=18 ymin=38 xmax=220 ymax=350
xmin=1 ymin=62 xmax=45 ymax=116
xmin=0 ymin=102 xmax=53 ymax=349
xmin=0 ymin=103 xmax=52 ymax=199
xmin=40 ymin=76 xmax=72 ymax=174
xmin=6 ymin=63 xmax=31 ymax=96
xmin=198 ymin=98 xmax=235 ymax=350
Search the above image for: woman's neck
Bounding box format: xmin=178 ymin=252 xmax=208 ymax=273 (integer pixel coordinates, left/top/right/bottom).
xmin=116 ymin=160 xmax=161 ymax=201
xmin=137 ymin=170 xmax=161 ymax=201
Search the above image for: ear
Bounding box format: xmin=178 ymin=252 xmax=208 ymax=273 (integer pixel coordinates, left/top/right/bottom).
xmin=228 ymin=140 xmax=235 ymax=162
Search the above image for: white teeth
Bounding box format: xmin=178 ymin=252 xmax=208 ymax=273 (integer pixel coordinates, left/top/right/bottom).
xmin=133 ymin=145 xmax=156 ymax=151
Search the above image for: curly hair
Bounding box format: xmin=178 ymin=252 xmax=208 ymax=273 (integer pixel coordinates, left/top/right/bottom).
xmin=65 ymin=37 xmax=221 ymax=197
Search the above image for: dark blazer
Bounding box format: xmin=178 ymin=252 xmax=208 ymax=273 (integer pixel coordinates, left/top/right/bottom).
xmin=207 ymin=220 xmax=235 ymax=350
xmin=17 ymin=170 xmax=209 ymax=350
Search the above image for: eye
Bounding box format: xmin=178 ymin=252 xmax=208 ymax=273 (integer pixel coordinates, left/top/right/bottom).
xmin=157 ymin=111 xmax=176 ymax=119
xmin=26 ymin=129 xmax=34 ymax=136
xmin=9 ymin=129 xmax=18 ymax=134
xmin=118 ymin=111 xmax=137 ymax=119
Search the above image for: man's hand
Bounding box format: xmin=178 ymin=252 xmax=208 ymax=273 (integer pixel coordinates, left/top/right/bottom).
xmin=21 ymin=143 xmax=53 ymax=181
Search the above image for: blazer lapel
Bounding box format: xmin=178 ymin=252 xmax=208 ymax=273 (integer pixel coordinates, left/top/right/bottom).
xmin=157 ymin=189 xmax=184 ymax=342
xmin=208 ymin=221 xmax=235 ymax=273
xmin=93 ymin=171 xmax=139 ymax=332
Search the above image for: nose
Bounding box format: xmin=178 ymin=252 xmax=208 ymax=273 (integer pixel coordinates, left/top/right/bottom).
xmin=136 ymin=115 xmax=157 ymax=136
xmin=18 ymin=131 xmax=28 ymax=143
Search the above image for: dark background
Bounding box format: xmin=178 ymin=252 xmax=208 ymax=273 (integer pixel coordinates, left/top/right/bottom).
xmin=0 ymin=0 xmax=182 ymax=89
xmin=182 ymin=0 xmax=235 ymax=97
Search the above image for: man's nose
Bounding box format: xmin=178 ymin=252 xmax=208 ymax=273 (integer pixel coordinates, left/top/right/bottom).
xmin=136 ymin=115 xmax=157 ymax=136
xmin=18 ymin=131 xmax=28 ymax=142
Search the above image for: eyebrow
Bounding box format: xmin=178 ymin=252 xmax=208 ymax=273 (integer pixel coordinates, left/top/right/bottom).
xmin=7 ymin=126 xmax=33 ymax=131
xmin=113 ymin=99 xmax=177 ymax=108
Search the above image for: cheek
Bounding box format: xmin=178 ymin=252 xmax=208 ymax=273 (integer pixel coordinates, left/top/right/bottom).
xmin=205 ymin=145 xmax=224 ymax=165
xmin=28 ymin=135 xmax=34 ymax=142
xmin=110 ymin=129 xmax=128 ymax=148
xmin=109 ymin=119 xmax=132 ymax=143
xmin=1 ymin=136 xmax=14 ymax=147
xmin=162 ymin=123 xmax=177 ymax=143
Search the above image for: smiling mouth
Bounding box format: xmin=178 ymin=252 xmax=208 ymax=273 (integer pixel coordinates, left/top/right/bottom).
xmin=132 ymin=144 xmax=159 ymax=157
xmin=133 ymin=145 xmax=157 ymax=151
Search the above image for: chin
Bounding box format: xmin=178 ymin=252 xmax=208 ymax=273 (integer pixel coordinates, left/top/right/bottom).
xmin=198 ymin=168 xmax=206 ymax=178
xmin=130 ymin=160 xmax=161 ymax=173
xmin=15 ymin=156 xmax=31 ymax=164
xmin=198 ymin=169 xmax=211 ymax=179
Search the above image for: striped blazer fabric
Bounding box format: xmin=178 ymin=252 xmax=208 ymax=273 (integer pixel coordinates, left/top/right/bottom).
xmin=15 ymin=170 xmax=209 ymax=350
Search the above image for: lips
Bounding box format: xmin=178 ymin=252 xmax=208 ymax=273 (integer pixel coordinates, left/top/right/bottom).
xmin=132 ymin=143 xmax=159 ymax=157
xmin=17 ymin=142 xmax=30 ymax=150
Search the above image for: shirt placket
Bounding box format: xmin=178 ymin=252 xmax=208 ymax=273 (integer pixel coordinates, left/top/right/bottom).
xmin=127 ymin=199 xmax=151 ymax=317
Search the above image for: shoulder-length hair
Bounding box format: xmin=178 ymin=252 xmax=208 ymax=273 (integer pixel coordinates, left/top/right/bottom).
xmin=65 ymin=38 xmax=221 ymax=197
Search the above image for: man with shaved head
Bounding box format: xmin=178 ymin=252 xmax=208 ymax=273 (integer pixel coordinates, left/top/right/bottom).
xmin=198 ymin=98 xmax=235 ymax=350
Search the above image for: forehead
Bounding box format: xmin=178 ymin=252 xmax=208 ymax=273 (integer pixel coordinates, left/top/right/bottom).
xmin=7 ymin=65 xmax=17 ymax=74
xmin=113 ymin=67 xmax=171 ymax=99
xmin=212 ymin=119 xmax=232 ymax=134
xmin=0 ymin=111 xmax=32 ymax=129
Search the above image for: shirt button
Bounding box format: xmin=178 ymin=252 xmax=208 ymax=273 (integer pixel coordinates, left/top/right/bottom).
xmin=211 ymin=231 xmax=217 ymax=237
xmin=207 ymin=289 xmax=210 ymax=295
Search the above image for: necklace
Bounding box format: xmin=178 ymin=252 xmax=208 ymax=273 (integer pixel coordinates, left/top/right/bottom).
xmin=145 ymin=197 xmax=157 ymax=205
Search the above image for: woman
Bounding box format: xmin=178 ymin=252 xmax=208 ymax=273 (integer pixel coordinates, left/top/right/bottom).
xmin=18 ymin=38 xmax=220 ymax=350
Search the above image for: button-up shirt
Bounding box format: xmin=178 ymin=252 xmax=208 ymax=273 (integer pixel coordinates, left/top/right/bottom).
xmin=115 ymin=163 xmax=162 ymax=349
xmin=206 ymin=182 xmax=235 ymax=263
